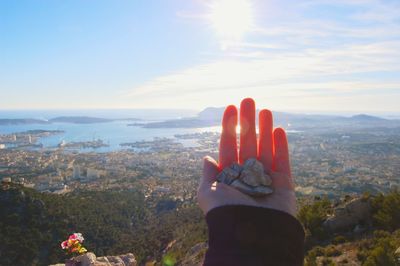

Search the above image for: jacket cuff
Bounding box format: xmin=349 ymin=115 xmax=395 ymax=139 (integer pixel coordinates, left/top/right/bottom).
xmin=204 ymin=205 xmax=305 ymax=266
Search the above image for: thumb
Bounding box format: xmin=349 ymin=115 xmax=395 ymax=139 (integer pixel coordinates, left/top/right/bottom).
xmin=202 ymin=156 xmax=219 ymax=185
xmin=198 ymin=156 xmax=219 ymax=215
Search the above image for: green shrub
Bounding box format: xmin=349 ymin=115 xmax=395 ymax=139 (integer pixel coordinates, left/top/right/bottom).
xmin=332 ymin=235 xmax=347 ymax=244
xmin=324 ymin=245 xmax=342 ymax=257
xmin=357 ymin=229 xmax=400 ymax=265
xmin=321 ymin=257 xmax=336 ymax=266
xmin=362 ymin=246 xmax=396 ymax=266
xmin=371 ymin=190 xmax=400 ymax=231
xmin=297 ymin=197 xmax=332 ymax=240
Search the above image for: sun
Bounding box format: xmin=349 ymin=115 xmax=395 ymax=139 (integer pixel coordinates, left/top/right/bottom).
xmin=208 ymin=0 xmax=254 ymax=45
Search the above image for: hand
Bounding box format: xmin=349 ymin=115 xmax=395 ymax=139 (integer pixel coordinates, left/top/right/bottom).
xmin=197 ymin=98 xmax=297 ymax=216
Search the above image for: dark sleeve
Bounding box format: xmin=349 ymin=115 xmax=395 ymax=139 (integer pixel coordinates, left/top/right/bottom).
xmin=204 ymin=205 xmax=305 ymax=266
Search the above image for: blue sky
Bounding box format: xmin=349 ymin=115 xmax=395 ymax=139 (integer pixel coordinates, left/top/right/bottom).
xmin=1 ymin=0 xmax=399 ymax=113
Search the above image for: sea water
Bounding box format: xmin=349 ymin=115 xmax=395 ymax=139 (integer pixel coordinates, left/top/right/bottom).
xmin=0 ymin=121 xmax=221 ymax=152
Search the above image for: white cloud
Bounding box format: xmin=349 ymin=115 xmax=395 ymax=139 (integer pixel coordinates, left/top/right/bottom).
xmin=123 ymin=0 xmax=400 ymax=112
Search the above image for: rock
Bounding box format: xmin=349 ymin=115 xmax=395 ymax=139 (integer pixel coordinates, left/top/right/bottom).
xmin=243 ymin=158 xmax=264 ymax=172
xmin=323 ymin=197 xmax=371 ymax=231
xmin=353 ymin=224 xmax=367 ymax=234
xmin=119 ymin=254 xmax=137 ymax=266
xmin=181 ymin=242 xmax=208 ymax=266
xmin=216 ymin=158 xmax=273 ymax=197
xmin=230 ymin=179 xmax=273 ymax=197
xmin=74 ymin=252 xmax=96 ymax=266
xmin=100 ymin=255 xmax=124 ymax=266
xmin=55 ymin=252 xmax=137 ymax=266
xmin=96 ymin=254 xmax=136 ymax=266
xmin=394 ymin=246 xmax=400 ymax=256
xmin=94 ymin=256 xmax=111 ymax=265
xmin=241 ymin=158 xmax=272 ymax=186
xmin=216 ymin=163 xmax=241 ymax=185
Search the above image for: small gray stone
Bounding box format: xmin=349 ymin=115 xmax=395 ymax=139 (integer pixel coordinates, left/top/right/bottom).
xmin=230 ymin=179 xmax=273 ymax=197
xmin=242 ymin=158 xmax=272 ymax=185
xmin=216 ymin=163 xmax=242 ymax=185
xmin=231 ymin=162 xmax=243 ymax=174
xmin=243 ymin=158 xmax=262 ymax=170
xmin=217 ymin=158 xmax=273 ymax=197
xmin=252 ymin=185 xmax=274 ymax=196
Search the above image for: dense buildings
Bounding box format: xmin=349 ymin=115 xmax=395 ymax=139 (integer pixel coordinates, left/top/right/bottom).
xmin=0 ymin=126 xmax=399 ymax=200
xmin=1 ymin=125 xmax=400 ymax=265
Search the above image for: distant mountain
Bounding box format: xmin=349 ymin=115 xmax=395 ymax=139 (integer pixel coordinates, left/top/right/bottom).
xmin=0 ymin=116 xmax=142 ymax=126
xmin=143 ymin=118 xmax=218 ymax=128
xmin=197 ymin=107 xmax=224 ymax=122
xmin=142 ymin=107 xmax=400 ymax=130
xmin=142 ymin=107 xmax=223 ymax=128
xmin=0 ymin=118 xmax=49 ymax=125
xmin=349 ymin=114 xmax=386 ymax=122
xmin=0 ymin=110 xmax=397 ymax=129
xmin=49 ymin=116 xmax=113 ymax=124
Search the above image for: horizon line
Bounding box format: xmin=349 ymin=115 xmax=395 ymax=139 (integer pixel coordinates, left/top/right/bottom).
xmin=0 ymin=108 xmax=400 ymax=118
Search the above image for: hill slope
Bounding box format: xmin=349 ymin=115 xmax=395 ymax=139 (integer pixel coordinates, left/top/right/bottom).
xmin=1 ymin=185 xmax=400 ymax=265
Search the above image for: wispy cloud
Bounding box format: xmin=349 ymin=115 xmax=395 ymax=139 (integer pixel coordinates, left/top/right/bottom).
xmin=124 ymin=0 xmax=400 ymax=112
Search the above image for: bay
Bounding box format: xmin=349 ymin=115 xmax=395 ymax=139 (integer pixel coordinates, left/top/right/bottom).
xmin=0 ymin=121 xmax=220 ymax=152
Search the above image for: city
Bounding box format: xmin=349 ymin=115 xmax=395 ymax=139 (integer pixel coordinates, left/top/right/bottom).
xmin=1 ymin=125 xmax=399 ymax=200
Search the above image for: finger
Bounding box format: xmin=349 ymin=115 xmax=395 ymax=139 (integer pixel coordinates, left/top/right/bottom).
xmin=258 ymin=109 xmax=273 ymax=174
xmin=273 ymin=128 xmax=291 ymax=177
xmin=239 ymin=98 xmax=257 ymax=164
xmin=201 ymin=156 xmax=219 ymax=186
xmin=219 ymin=105 xmax=238 ymax=169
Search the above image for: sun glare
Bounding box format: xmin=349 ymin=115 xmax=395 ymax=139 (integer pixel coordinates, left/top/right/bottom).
xmin=208 ymin=0 xmax=254 ymax=45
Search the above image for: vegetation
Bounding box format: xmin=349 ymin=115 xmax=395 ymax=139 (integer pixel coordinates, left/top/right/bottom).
xmin=357 ymin=230 xmax=400 ymax=266
xmin=297 ymin=196 xmax=332 ymax=246
xmin=357 ymin=190 xmax=400 ymax=265
xmin=301 ymin=190 xmax=400 ymax=266
xmin=1 ymin=185 xmax=400 ymax=266
xmin=0 ymin=185 xmax=206 ymax=265
xmin=371 ymin=190 xmax=400 ymax=231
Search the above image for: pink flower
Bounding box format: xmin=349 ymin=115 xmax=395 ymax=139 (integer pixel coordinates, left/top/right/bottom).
xmin=61 ymin=233 xmax=87 ymax=255
xmin=69 ymin=233 xmax=84 ymax=243
xmin=61 ymin=240 xmax=68 ymax=249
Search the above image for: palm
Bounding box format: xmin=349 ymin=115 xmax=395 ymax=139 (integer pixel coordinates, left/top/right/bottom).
xmin=198 ymin=98 xmax=297 ymax=216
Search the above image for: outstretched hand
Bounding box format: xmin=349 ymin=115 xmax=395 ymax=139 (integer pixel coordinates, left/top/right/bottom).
xmin=197 ymin=98 xmax=297 ymax=216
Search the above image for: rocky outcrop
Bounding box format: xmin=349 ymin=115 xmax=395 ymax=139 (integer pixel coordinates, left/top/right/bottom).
xmin=180 ymin=242 xmax=207 ymax=266
xmin=51 ymin=252 xmax=137 ymax=266
xmin=323 ymin=198 xmax=371 ymax=231
xmin=395 ymin=246 xmax=400 ymax=258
